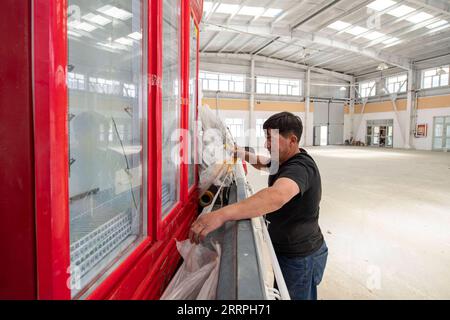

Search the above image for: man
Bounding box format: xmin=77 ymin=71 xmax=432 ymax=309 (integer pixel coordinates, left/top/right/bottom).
xmin=189 ymin=111 xmax=327 ymax=300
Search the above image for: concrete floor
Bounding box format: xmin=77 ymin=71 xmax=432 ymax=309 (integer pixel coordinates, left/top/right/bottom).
xmin=246 ymin=146 xmax=450 ymax=300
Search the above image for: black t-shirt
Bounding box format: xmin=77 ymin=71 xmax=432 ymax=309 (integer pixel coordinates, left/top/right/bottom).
xmin=266 ymin=148 xmax=324 ymax=257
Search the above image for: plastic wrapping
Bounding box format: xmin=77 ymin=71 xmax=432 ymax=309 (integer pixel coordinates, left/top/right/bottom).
xmin=160 ymin=239 xmax=221 ymax=300
xmin=198 ymin=105 xmax=235 ymax=194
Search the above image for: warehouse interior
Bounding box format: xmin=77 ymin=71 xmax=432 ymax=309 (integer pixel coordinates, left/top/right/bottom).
xmin=198 ymin=0 xmax=450 ymax=299
xmin=1 ymin=0 xmax=450 ymax=301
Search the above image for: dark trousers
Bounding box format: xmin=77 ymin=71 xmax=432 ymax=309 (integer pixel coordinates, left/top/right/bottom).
xmin=276 ymin=241 xmax=328 ymax=300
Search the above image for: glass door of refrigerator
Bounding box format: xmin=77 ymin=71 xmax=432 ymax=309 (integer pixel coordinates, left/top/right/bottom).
xmin=67 ymin=0 xmax=146 ymax=298
xmin=188 ymin=19 xmax=198 ymax=188
xmin=161 ymin=0 xmax=181 ymax=216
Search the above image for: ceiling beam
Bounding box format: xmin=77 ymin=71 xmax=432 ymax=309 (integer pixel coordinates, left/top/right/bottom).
xmin=291 ymin=0 xmax=342 ymax=30
xmin=201 ymin=31 xmax=221 ymax=52
xmin=204 ymin=23 xmax=413 ymax=70
xmin=312 ymin=0 xmax=373 ymax=32
xmin=200 ymin=52 xmax=354 ymax=81
xmin=407 ymin=0 xmax=450 ymax=18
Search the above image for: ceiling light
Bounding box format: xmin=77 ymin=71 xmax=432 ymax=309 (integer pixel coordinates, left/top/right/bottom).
xmin=367 ymin=0 xmax=397 ymax=11
xmin=97 ymin=5 xmax=133 ymax=20
xmin=128 ymin=32 xmax=142 ymax=40
xmin=340 ymin=86 xmax=347 ymax=91
xmin=68 ymin=20 xmax=97 ymax=32
xmin=216 ymin=4 xmax=240 ymax=15
xmin=382 ymin=37 xmax=399 ymax=44
xmin=262 ymin=8 xmax=283 ymax=17
xmin=363 ymin=31 xmax=385 ymax=40
xmin=377 ymin=62 xmax=389 ymax=70
xmin=405 ymin=12 xmax=433 ymax=23
xmin=82 ymin=13 xmax=112 ymax=26
xmin=203 ymin=1 xmax=213 ymax=13
xmin=387 ymin=5 xmax=415 ymax=17
xmin=238 ymin=6 xmax=265 ymax=16
xmin=115 ymin=37 xmax=134 ymax=46
xmin=426 ymin=20 xmax=448 ymax=29
xmin=327 ymin=20 xmax=351 ymax=31
xmin=346 ymin=26 xmax=368 ymax=35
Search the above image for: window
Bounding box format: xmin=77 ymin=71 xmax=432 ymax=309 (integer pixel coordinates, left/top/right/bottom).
xmin=123 ymin=83 xmax=136 ymax=98
xmin=88 ymin=77 xmax=121 ymax=95
xmin=225 ymin=118 xmax=244 ymax=138
xmin=161 ymin=0 xmax=181 ymax=214
xmin=68 ymin=72 xmax=86 ymax=90
xmin=188 ymin=20 xmax=198 ymax=187
xmin=386 ymin=74 xmax=407 ymax=94
xmin=359 ymin=81 xmax=376 ymax=98
xmin=422 ymin=66 xmax=449 ymax=89
xmin=256 ymin=76 xmax=301 ymax=96
xmin=199 ymin=71 xmax=245 ymax=93
xmin=256 ymin=118 xmax=266 ymax=138
xmin=67 ymin=0 xmax=146 ymax=298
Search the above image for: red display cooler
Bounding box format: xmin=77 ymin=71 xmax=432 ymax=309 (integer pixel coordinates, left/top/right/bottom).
xmin=0 ymin=0 xmax=202 ymax=300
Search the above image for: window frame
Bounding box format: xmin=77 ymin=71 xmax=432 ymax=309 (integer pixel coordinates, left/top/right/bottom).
xmin=359 ymin=80 xmax=376 ymax=98
xmin=187 ymin=14 xmax=199 ymax=193
xmin=385 ymin=73 xmax=407 ymax=94
xmin=422 ymin=65 xmax=450 ymax=89
xmin=256 ymin=76 xmax=302 ymax=96
xmin=199 ymin=70 xmax=245 ymax=93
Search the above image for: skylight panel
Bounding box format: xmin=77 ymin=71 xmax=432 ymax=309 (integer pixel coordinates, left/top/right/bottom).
xmin=346 ymin=26 xmax=368 ymax=35
xmin=387 ymin=5 xmax=416 ymax=17
xmin=68 ymin=20 xmax=97 ymax=32
xmin=216 ymin=4 xmax=240 ymax=14
xmin=262 ymin=8 xmax=283 ymax=17
xmin=362 ymin=31 xmax=385 ymax=40
xmin=327 ymin=20 xmax=351 ymax=31
xmin=97 ymin=5 xmax=132 ymax=20
xmin=238 ymin=6 xmax=265 ymax=16
xmin=128 ymin=32 xmax=142 ymax=40
xmin=426 ymin=20 xmax=448 ymax=29
xmin=203 ymin=1 xmax=213 ymax=13
xmin=115 ymin=37 xmax=134 ymax=46
xmin=367 ymin=0 xmax=397 ymax=11
xmin=382 ymin=37 xmax=399 ymax=44
xmin=82 ymin=13 xmax=112 ymax=26
xmin=405 ymin=12 xmax=433 ymax=23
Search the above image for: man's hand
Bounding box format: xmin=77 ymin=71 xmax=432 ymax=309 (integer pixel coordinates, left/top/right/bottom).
xmin=189 ymin=211 xmax=226 ymax=244
xmin=234 ymin=145 xmax=246 ymax=159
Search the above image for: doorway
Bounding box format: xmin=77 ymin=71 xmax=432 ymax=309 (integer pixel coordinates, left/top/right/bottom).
xmin=366 ymin=119 xmax=393 ymax=148
xmin=314 ymin=125 xmax=328 ymax=146
xmin=433 ymin=116 xmax=450 ymax=151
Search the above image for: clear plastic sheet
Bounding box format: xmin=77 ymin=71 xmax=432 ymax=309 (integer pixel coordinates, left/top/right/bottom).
xmin=198 ymin=105 xmax=235 ymax=194
xmin=160 ymin=240 xmax=221 ymax=300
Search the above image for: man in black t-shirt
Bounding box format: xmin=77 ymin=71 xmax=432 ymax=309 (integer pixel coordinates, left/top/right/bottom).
xmin=189 ymin=112 xmax=328 ymax=300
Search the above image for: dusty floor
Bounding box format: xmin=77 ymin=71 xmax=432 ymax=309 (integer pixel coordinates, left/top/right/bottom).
xmin=246 ymin=146 xmax=450 ymax=300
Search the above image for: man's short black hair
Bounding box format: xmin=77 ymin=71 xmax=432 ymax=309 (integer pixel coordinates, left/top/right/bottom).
xmin=263 ymin=111 xmax=303 ymax=142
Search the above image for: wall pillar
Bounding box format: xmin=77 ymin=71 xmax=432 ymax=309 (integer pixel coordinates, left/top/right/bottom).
xmin=350 ymin=77 xmax=355 ymax=141
xmin=305 ymin=68 xmax=313 ymax=146
xmin=405 ymin=67 xmax=416 ymax=149
xmin=249 ymin=57 xmax=255 ymax=146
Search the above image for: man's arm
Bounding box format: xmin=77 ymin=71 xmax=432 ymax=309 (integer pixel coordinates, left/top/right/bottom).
xmin=236 ymin=147 xmax=270 ymax=171
xmin=189 ymin=177 xmax=300 ymax=244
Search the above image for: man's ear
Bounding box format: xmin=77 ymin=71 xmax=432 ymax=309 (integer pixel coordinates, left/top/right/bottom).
xmin=290 ymin=134 xmax=298 ymax=145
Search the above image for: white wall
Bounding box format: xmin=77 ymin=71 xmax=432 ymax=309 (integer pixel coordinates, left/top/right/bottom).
xmin=413 ymin=107 xmax=450 ymax=150
xmin=345 ymin=107 xmax=450 ymax=150
xmin=348 ymin=111 xmax=407 ymax=149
